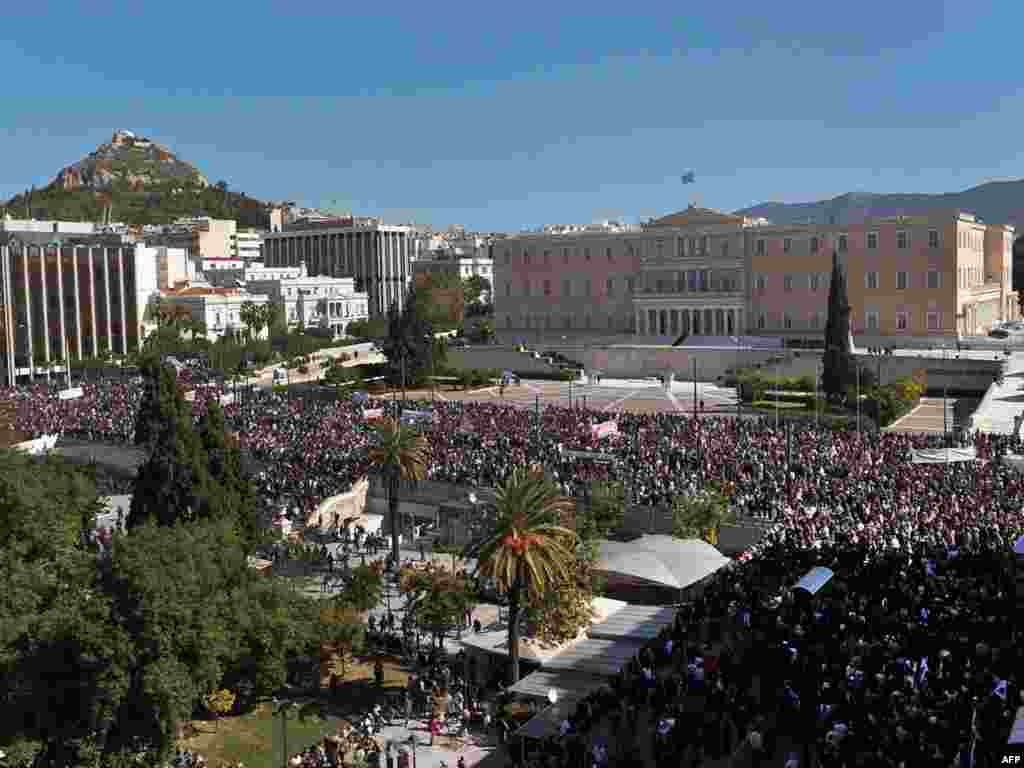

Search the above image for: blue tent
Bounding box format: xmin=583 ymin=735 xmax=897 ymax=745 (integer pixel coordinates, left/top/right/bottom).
xmin=794 ymin=566 xmax=834 ymax=596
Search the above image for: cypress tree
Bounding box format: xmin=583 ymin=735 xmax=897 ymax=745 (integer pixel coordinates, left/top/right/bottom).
xmin=822 ymin=250 xmax=855 ymax=401
xmin=128 ymin=364 xmax=209 ymax=529
xmin=197 ymin=400 xmax=260 ymax=549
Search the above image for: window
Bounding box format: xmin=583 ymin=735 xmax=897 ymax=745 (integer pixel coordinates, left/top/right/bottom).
xmin=545 ymin=316 xmax=552 ymax=329
xmin=756 ymin=274 xmax=767 ymax=292
xmin=523 ymin=249 xmax=530 ymax=265
xmin=810 ymin=236 xmax=819 ymax=254
xmin=809 ymin=312 xmax=820 ymax=330
xmin=838 ymin=234 xmax=848 ymax=252
xmin=543 ymin=249 xmax=550 ymax=264
xmin=783 ymin=238 xmax=792 ymax=253
xmin=927 ymin=270 xmax=941 ymax=290
xmin=865 ymin=271 xmax=879 ymax=290
xmin=809 ymin=273 xmax=820 ymax=292
xmin=897 ymin=271 xmax=908 ymax=290
xmin=607 ymin=247 xmax=613 ymax=261
xmin=606 ymin=278 xmax=614 ymax=296
xmin=656 ymin=279 xmax=665 ymax=293
xmin=757 ymin=313 xmax=766 ymax=330
xmin=702 ymin=235 xmax=710 ymax=253
xmin=505 ymin=282 xmax=511 ymax=297
xmin=756 ymin=239 xmax=766 ymax=256
xmin=563 ymin=248 xmax=569 ymax=264
xmin=564 ymin=316 xmax=572 ymax=330
xmin=543 ymin=279 xmax=551 ymax=296
xmin=927 ymin=312 xmax=940 ymax=331
xmin=504 ymin=250 xmax=511 ymax=265
xmin=784 ymin=274 xmax=794 ymax=292
xmin=866 ymin=311 xmax=879 ymax=331
xmin=584 ymin=247 xmax=591 ymax=261
xmin=783 ymin=313 xmax=793 ymax=330
xmin=522 ymin=280 xmax=530 ymax=297
xmin=722 ymin=240 xmax=729 ymax=258
xmin=562 ymin=279 xmax=571 ymax=297
xmin=896 ymin=312 xmax=909 ymax=331
xmin=929 ymin=229 xmax=939 ymax=249
xmin=626 ymin=277 xmax=635 ymax=293
xmin=897 ymin=231 xmax=908 ymax=250
xmin=867 ymin=232 xmax=878 ymax=250
xmin=505 ymin=315 xmax=512 ymax=329
xmin=584 ymin=279 xmax=591 ymax=297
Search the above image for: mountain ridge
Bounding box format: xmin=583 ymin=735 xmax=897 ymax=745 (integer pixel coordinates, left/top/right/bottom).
xmin=733 ymin=180 xmax=1024 ymax=232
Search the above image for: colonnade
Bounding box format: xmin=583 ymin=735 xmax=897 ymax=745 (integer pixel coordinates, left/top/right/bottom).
xmin=635 ymin=306 xmax=744 ymax=337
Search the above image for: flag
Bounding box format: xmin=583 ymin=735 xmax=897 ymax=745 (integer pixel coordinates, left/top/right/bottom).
xmin=363 ymin=408 xmax=384 ymax=420
xmin=591 ymin=421 xmax=618 ymax=439
xmin=914 ymin=657 xmax=928 ymax=691
xmin=993 ymin=679 xmax=1008 ymax=700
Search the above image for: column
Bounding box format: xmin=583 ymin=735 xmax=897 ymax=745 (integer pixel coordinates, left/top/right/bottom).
xmin=117 ymin=248 xmax=128 ymax=355
xmin=102 ymin=248 xmax=113 ymax=355
xmin=56 ymin=248 xmax=67 ymax=365
xmin=87 ymin=248 xmax=98 ymax=357
xmin=22 ymin=248 xmax=34 ymax=376
xmin=40 ymin=246 xmax=51 ymax=363
xmin=72 ymin=248 xmax=82 ymax=359
xmin=635 ymin=309 xmax=642 ymax=335
xmin=670 ymin=309 xmax=679 ymax=335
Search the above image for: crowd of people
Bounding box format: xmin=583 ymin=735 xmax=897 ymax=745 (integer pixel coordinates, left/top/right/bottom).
xmin=7 ymin=373 xmax=1024 ymax=766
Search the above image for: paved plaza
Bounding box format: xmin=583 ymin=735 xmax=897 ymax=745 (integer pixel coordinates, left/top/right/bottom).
xmin=398 ymin=377 xmax=741 ymax=416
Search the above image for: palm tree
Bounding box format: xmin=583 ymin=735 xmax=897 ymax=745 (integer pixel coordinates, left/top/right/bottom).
xmin=474 ymin=467 xmax=577 ymax=683
xmin=366 ymin=418 xmax=429 ymax=569
xmin=158 ymin=303 xmax=191 ymax=331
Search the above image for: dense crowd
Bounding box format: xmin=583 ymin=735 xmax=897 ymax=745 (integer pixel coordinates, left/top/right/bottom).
xmin=8 ymin=375 xmax=1024 ymax=766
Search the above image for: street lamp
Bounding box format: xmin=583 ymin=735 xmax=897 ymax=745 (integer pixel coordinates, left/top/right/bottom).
xmin=407 ymin=734 xmax=417 ymax=768
xmin=424 ymin=333 xmax=435 ymax=404
xmin=272 ymin=698 xmax=296 ymax=768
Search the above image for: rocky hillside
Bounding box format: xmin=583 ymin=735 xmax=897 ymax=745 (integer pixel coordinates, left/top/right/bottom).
xmin=54 ymin=130 xmax=210 ymax=192
xmin=3 ymin=130 xmax=270 ymax=228
xmin=735 ymin=181 xmax=1024 ymax=231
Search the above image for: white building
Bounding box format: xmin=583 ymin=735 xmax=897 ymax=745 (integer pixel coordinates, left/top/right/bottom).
xmin=160 ymin=287 xmax=270 ymax=341
xmin=412 ymin=253 xmax=493 ymax=287
xmin=233 ymin=228 xmax=264 ymax=262
xmin=245 ymin=268 xmax=369 ymax=337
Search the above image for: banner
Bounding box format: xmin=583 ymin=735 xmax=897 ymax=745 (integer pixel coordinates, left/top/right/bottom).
xmin=591 ymin=421 xmax=618 ymax=440
xmin=219 ymin=394 xmax=235 ymax=406
xmin=911 ymin=447 xmax=977 ymax=464
xmin=363 ymin=408 xmax=385 ymax=420
xmin=401 ymin=409 xmax=434 ymax=424
xmin=183 ymin=390 xmax=196 ymax=402
xmin=58 ymin=387 xmax=84 ymax=400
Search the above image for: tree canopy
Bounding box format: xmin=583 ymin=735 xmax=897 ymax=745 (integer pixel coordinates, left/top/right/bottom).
xmin=822 ymin=251 xmax=855 ymax=401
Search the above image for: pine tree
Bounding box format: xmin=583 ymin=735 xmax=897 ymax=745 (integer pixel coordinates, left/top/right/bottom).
xmin=128 ymin=364 xmax=209 ymax=528
xmin=822 ymin=251 xmax=855 ymax=401
xmin=197 ymin=400 xmax=260 ymax=549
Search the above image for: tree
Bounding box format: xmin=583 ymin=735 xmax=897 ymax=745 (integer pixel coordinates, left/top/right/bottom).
xmin=197 ymin=400 xmax=261 ymax=550
xmin=381 ymin=283 xmax=436 ymax=391
xmin=203 ymin=688 xmax=236 ymax=729
xmin=463 ymin=274 xmax=491 ymax=307
xmin=318 ymin=605 xmax=365 ymax=682
xmin=526 ymin=541 xmax=596 ymax=647
xmin=474 ymin=467 xmax=577 ymax=683
xmin=239 ymin=301 xmax=263 ymax=341
xmin=577 ymin=480 xmax=625 ymax=542
xmin=398 ymin=563 xmax=477 ymax=645
xmin=186 ymin=317 xmax=208 ymax=342
xmin=367 ymin=418 xmax=430 ymax=569
xmin=261 ymin=301 xmax=283 ymax=336
xmin=822 ymin=250 xmax=855 ymax=402
xmin=413 ymin=273 xmax=465 ymax=329
xmin=671 ymin=485 xmax=733 ymax=546
xmin=157 ymin=303 xmax=191 ymax=331
xmin=128 ymin=364 xmax=209 ymax=529
xmin=336 ymin=561 xmax=385 ymax=613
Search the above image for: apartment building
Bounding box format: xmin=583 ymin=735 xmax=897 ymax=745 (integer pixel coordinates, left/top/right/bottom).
xmin=148 ymin=217 xmax=237 ymax=261
xmin=263 ymin=223 xmax=413 ymax=318
xmin=233 ymin=228 xmax=264 ymax=263
xmin=412 ymin=253 xmax=493 ymax=283
xmin=748 ymin=212 xmax=1017 ymax=343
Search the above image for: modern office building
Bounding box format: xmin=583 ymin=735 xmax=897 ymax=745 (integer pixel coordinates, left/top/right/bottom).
xmin=0 ymin=236 xmax=145 ymax=380
xmin=233 ymin=227 xmax=264 ymax=263
xmin=262 ymin=222 xmax=413 ymax=317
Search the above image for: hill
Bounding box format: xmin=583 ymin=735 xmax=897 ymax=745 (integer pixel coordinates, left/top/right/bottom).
xmin=2 ymin=130 xmax=271 ymax=228
xmin=734 ymin=180 xmax=1024 ymax=232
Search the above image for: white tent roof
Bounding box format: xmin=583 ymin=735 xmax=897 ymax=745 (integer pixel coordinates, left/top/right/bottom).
xmin=588 ymin=604 xmax=677 ymax=642
xmin=515 ymin=700 xmax=578 ymax=740
xmin=595 ymin=535 xmax=731 ymax=590
xmin=506 ymin=670 xmax=602 ymax=703
xmin=544 ymin=638 xmax=645 ymax=676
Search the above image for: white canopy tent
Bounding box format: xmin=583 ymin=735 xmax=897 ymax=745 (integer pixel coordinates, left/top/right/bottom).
xmin=543 ymin=638 xmax=646 ymax=677
xmin=588 ymin=604 xmax=678 ymax=642
xmin=595 ymin=535 xmax=731 ymax=590
xmin=506 ymin=670 xmax=603 ymax=704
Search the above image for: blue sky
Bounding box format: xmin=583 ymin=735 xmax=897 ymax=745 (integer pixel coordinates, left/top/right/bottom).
xmin=2 ymin=0 xmax=1023 ymax=231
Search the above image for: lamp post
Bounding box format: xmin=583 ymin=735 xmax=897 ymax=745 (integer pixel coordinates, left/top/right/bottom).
xmin=407 ymin=734 xmax=417 ymax=768
xmin=425 ymin=333 xmax=435 ymax=404
xmin=273 ymin=698 xmax=296 ymax=768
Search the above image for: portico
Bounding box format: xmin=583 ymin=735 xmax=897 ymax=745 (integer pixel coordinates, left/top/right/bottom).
xmin=633 ymin=299 xmax=745 ymax=337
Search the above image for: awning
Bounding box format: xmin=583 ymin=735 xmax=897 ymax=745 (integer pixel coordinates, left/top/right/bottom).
xmin=506 ymin=670 xmax=602 ymax=704
xmin=544 ymin=638 xmax=645 ymax=677
xmin=514 ymin=700 xmax=578 ymax=740
xmin=794 ymin=566 xmax=834 ymax=596
xmin=588 ymin=604 xmax=677 ymax=642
